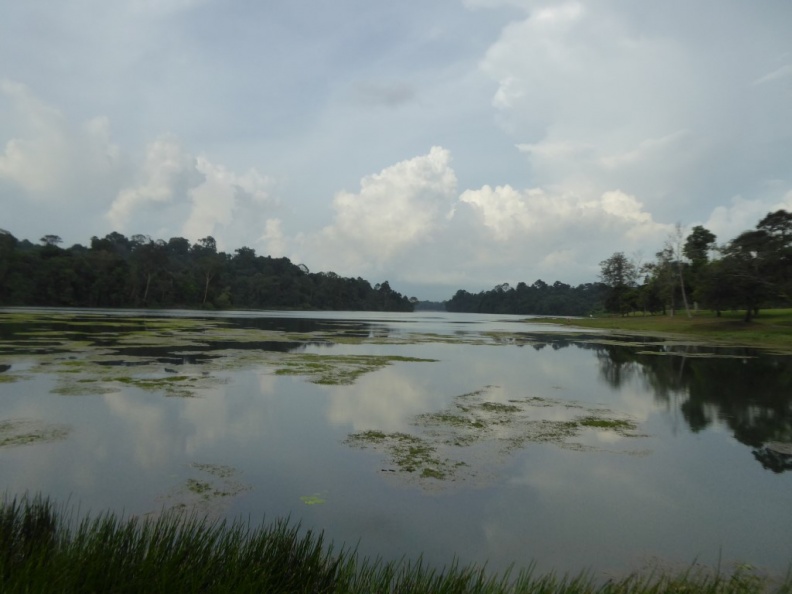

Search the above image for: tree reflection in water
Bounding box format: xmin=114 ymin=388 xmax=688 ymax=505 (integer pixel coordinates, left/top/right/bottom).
xmin=584 ymin=341 xmax=792 ymax=472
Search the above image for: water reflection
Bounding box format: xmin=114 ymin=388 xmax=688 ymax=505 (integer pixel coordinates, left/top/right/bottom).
xmin=325 ymin=366 xmax=434 ymax=432
xmin=588 ymin=343 xmax=792 ymax=470
xmin=2 ymin=309 xmax=791 ymax=577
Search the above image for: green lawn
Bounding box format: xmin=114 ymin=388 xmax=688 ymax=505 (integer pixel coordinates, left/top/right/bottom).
xmin=535 ymin=309 xmax=792 ymax=352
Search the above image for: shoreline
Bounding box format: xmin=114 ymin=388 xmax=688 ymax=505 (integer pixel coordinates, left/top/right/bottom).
xmin=532 ymin=309 xmax=792 ymax=354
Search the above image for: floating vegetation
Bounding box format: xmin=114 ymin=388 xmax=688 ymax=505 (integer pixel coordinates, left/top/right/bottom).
xmin=346 ymin=387 xmax=647 ymax=487
xmin=162 ymin=463 xmax=250 ymax=513
xmin=192 ymin=463 xmax=238 ymax=479
xmin=0 ymin=313 xmax=441 ymax=397
xmin=344 ymin=431 xmax=462 ymax=480
xmin=578 ymin=416 xmax=638 ymax=434
xmin=300 ymin=493 xmax=326 ymax=505
xmin=272 ymin=353 xmax=436 ymax=385
xmin=50 ymin=379 xmax=117 ymax=396
xmin=0 ymin=418 xmax=71 ymax=448
xmin=115 ymin=374 xmax=210 ymax=397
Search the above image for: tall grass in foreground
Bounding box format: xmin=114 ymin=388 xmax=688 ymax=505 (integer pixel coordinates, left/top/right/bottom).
xmin=1 ymin=496 xmax=789 ymax=593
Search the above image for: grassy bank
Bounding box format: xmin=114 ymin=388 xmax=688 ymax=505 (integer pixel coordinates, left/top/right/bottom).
xmin=1 ymin=496 xmax=788 ymax=593
xmin=535 ymin=309 xmax=792 ymax=353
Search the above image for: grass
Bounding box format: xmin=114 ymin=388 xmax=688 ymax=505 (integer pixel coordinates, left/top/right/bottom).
xmin=0 ymin=495 xmax=788 ymax=593
xmin=535 ymin=309 xmax=792 ymax=352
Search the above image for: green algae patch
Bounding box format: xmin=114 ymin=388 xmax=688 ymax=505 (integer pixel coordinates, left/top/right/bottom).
xmin=346 ymin=387 xmax=647 ymax=488
xmin=0 ymin=418 xmax=71 ymax=448
xmin=186 ymin=479 xmax=213 ymax=495
xmin=479 ymin=402 xmax=520 ymax=413
xmin=578 ymin=416 xmax=638 ymax=434
xmin=50 ymin=379 xmax=118 ymax=396
xmin=344 ymin=431 xmax=459 ymax=481
xmin=300 ymin=493 xmax=326 ymax=505
xmin=0 ymin=311 xmax=666 ymax=404
xmin=161 ymin=463 xmax=250 ymax=515
xmin=192 ymin=463 xmax=237 ymax=479
xmin=46 ymin=365 xmax=227 ymax=397
xmin=114 ymin=374 xmax=228 ymax=397
xmin=272 ymin=353 xmax=436 ymax=385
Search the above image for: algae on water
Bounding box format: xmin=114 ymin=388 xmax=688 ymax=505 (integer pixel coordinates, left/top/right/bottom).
xmin=161 ymin=462 xmax=250 ymax=514
xmin=346 ymin=386 xmax=647 ymax=488
xmin=1 ymin=312 xmax=440 ymax=398
xmin=0 ymin=418 xmax=71 ymax=448
xmin=300 ymin=493 xmax=327 ymax=505
xmin=272 ymin=353 xmax=436 ymax=385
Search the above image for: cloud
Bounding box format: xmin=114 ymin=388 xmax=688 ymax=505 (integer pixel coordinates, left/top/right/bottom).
xmin=705 ymin=190 xmax=792 ymax=246
xmin=107 ymin=136 xmax=201 ymax=232
xmin=0 ymin=80 xmax=282 ymax=250
xmin=752 ymin=64 xmax=792 ymax=86
xmin=0 ymin=80 xmax=123 ymax=202
xmin=107 ymin=137 xmax=275 ymax=246
xmin=305 ymin=146 xmax=457 ymax=274
xmin=453 ymin=183 xmax=671 ymax=284
xmin=259 ymin=218 xmax=287 ymax=257
xmin=183 ymin=157 xmax=273 ymax=241
xmin=458 ymin=185 xmax=668 ymax=241
xmin=355 ymin=81 xmax=417 ymax=108
xmin=128 ymin=0 xmax=208 ymax=17
xmin=292 ymin=143 xmax=674 ymax=294
xmin=474 ymin=0 xmax=791 ymax=224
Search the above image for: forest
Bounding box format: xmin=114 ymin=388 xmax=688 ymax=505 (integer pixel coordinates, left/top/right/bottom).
xmin=444 ymin=209 xmax=792 ymax=319
xmin=0 ymin=231 xmax=413 ymax=312
xmin=445 ymin=281 xmax=607 ymax=316
xmin=1 ymin=208 xmax=790 ymax=317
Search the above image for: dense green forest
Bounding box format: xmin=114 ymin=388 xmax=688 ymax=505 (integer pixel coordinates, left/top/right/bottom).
xmin=1 ymin=209 xmax=789 ymax=317
xmin=446 ymin=281 xmax=607 ymax=316
xmin=0 ymin=231 xmax=413 ymax=312
xmin=445 ymin=209 xmax=792 ymax=319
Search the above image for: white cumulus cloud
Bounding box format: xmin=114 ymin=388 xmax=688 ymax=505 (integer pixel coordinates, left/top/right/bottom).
xmin=306 ymin=146 xmax=457 ymax=274
xmin=0 ymin=79 xmax=122 ymax=202
xmin=107 ymin=137 xmax=275 ymax=247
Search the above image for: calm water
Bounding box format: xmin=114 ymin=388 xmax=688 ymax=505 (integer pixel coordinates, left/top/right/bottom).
xmin=0 ymin=308 xmax=790 ymax=578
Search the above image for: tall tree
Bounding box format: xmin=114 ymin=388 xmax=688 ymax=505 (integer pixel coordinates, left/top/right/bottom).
xmin=191 ymin=237 xmax=221 ymax=306
xmin=599 ymin=252 xmax=638 ymax=315
xmin=0 ymin=229 xmax=18 ymax=302
xmin=683 ymin=225 xmax=717 ymax=266
xmin=668 ymin=223 xmax=692 ymax=318
xmin=683 ymin=225 xmax=717 ymax=309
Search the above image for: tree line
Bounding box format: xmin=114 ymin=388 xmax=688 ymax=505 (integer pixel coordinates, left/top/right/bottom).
xmin=445 ymin=280 xmax=607 ymax=316
xmin=0 ymin=231 xmax=413 ymax=312
xmin=599 ymin=209 xmax=792 ymax=320
xmin=2 ymin=210 xmax=789 ymax=317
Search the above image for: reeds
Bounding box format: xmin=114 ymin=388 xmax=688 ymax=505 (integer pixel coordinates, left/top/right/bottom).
xmin=0 ymin=495 xmax=788 ymax=593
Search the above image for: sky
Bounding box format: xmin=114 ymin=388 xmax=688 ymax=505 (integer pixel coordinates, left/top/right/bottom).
xmin=1 ymin=0 xmax=791 ymax=300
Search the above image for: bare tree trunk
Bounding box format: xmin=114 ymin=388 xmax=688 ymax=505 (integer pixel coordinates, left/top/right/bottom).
xmin=677 ymin=260 xmax=692 ymax=318
xmin=202 ymin=273 xmax=214 ymax=305
xmin=142 ymin=273 xmax=152 ymax=304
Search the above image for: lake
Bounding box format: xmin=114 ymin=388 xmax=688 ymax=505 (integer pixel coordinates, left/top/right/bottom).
xmin=0 ymin=308 xmax=790 ymax=579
